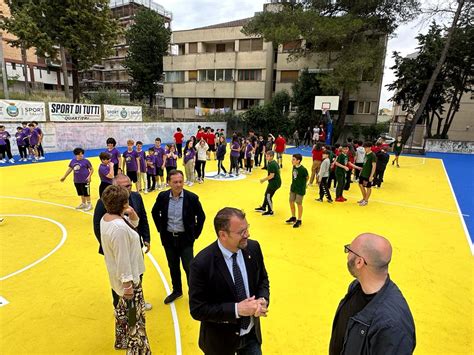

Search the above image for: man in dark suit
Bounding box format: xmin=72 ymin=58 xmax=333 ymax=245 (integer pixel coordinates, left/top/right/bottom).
xmin=189 ymin=207 xmax=270 ymax=355
xmin=92 ymin=173 xmax=152 ymax=309
xmin=151 ymin=169 xmax=205 ymax=304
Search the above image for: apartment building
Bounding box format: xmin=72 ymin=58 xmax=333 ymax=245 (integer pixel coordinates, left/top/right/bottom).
xmin=80 ymin=0 xmax=172 ymax=106
xmin=163 ymin=1 xmax=385 ymax=123
xmin=0 ymin=1 xmax=73 ymax=93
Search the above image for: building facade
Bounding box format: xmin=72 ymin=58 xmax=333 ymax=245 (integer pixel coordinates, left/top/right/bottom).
xmin=80 ymin=0 xmax=172 ymax=107
xmin=163 ymin=2 xmax=385 ymax=124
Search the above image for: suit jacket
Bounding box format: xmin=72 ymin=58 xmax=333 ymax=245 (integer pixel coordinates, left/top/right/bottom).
xmin=93 ymin=191 xmax=150 ymax=254
xmin=189 ymin=240 xmax=270 ymax=355
xmin=151 ymin=189 xmax=205 ymax=248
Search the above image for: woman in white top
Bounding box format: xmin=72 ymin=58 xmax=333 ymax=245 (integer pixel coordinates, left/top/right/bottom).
xmin=195 ymin=138 xmax=209 ymax=183
xmin=100 ymin=185 xmax=151 ymax=353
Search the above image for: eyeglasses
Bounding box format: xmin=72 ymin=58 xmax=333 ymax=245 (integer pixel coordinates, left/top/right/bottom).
xmin=228 ymin=225 xmax=250 ymax=238
xmin=344 ymin=244 xmax=368 ymax=265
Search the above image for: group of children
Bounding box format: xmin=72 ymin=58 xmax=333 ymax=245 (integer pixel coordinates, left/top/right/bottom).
xmin=0 ymin=121 xmax=46 ymax=163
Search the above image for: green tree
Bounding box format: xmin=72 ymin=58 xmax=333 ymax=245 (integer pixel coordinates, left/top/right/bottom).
xmin=243 ymin=0 xmax=420 ymax=142
xmin=124 ymin=9 xmax=170 ymax=107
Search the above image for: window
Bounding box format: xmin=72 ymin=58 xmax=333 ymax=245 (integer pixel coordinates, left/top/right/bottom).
xmin=224 ymin=69 xmax=233 ymax=81
xmin=172 ymin=98 xmax=185 ymax=109
xmin=115 ymin=49 xmax=119 ymax=57
xmin=280 ymin=70 xmax=298 ymax=83
xmin=188 ymin=98 xmax=197 ymax=108
xmin=216 ymin=43 xmax=226 ymax=53
xmin=178 ymin=44 xmax=185 ymax=55
xmin=238 ymin=69 xmax=261 ymax=81
xmin=188 ymin=42 xmax=197 ymax=54
xmin=239 ymin=38 xmax=263 ymax=52
xmin=357 ymin=101 xmax=373 ymax=114
xmin=237 ymin=99 xmax=259 ymax=110
xmin=11 ymin=63 xmax=16 ymax=70
xmin=283 ymin=40 xmax=302 ymax=52
xmin=188 ymin=70 xmax=197 ymax=81
xmin=166 ymin=71 xmax=184 ymax=82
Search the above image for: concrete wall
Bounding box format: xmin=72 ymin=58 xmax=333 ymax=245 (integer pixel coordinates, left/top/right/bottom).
xmin=425 ymin=139 xmax=474 ymax=154
xmin=1 ymin=121 xmax=227 ymax=155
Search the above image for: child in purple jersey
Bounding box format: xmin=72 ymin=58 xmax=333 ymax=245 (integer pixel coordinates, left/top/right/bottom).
xmin=244 ymin=138 xmax=254 ymax=174
xmin=15 ymin=127 xmax=28 ymax=161
xmin=165 ymin=144 xmax=178 ymax=178
xmin=136 ymin=141 xmax=147 ymax=193
xmin=146 ymin=147 xmax=156 ymax=191
xmin=105 ymin=137 xmax=121 ymax=176
xmin=153 ymin=137 xmax=166 ymax=189
xmin=183 ymin=140 xmax=196 ymax=186
xmin=0 ymin=126 xmax=12 ymax=163
xmin=98 ymin=152 xmax=114 ymax=197
xmin=27 ymin=123 xmax=40 ymax=162
xmin=229 ymin=135 xmax=240 ymax=176
xmin=60 ymin=147 xmax=94 ymax=210
xmin=122 ymin=139 xmax=141 ymax=192
xmin=32 ymin=121 xmax=45 ymax=160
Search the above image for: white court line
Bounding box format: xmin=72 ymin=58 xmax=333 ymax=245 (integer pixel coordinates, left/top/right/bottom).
xmin=0 ymin=195 xmax=183 ymax=353
xmin=0 ymin=214 xmax=67 ymax=281
xmin=440 ymin=161 xmax=474 ymax=255
xmin=398 ymin=157 xmax=426 ymax=167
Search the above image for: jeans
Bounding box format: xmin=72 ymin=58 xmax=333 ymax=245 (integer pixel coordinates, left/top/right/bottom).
xmin=237 ymin=329 xmax=262 ymax=355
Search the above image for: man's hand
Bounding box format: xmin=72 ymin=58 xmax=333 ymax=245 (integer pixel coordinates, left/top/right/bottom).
xmin=144 ymin=242 xmax=150 ymax=253
xmin=237 ymin=296 xmax=259 ymax=317
xmin=254 ymin=297 xmax=269 ymax=317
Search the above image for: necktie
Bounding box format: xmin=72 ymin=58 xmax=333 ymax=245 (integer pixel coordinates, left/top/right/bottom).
xmin=232 ymin=253 xmax=250 ymax=330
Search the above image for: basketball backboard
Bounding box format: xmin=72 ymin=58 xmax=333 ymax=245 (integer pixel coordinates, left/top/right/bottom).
xmin=314 ymin=96 xmax=339 ymax=111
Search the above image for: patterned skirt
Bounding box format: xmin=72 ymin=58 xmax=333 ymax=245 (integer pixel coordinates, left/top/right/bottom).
xmin=114 ymin=283 xmax=151 ymax=354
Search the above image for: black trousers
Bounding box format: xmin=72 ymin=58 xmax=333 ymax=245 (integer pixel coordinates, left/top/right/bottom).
xmin=354 ymin=163 xmax=364 ymax=179
xmin=99 ymin=181 xmax=112 ymax=197
xmin=195 ymin=160 xmax=206 ymax=179
xmin=147 ymin=173 xmax=156 ymax=190
xmin=374 ymin=168 xmax=386 ymax=187
xmin=255 ymin=151 xmax=263 ymax=166
xmin=246 ymin=157 xmax=252 ymax=172
xmin=230 ymin=156 xmax=239 ymax=174
xmin=335 ymin=172 xmax=345 ymax=198
xmin=177 ymin=143 xmax=182 ymax=158
xmin=262 ymin=186 xmax=278 ymax=212
xmin=344 ymin=169 xmax=352 ymax=190
xmin=37 ymin=143 xmax=44 ymax=157
xmin=319 ymin=177 xmax=332 ymax=200
xmin=164 ymin=240 xmax=194 ymax=293
xmin=18 ymin=145 xmax=28 ymax=159
xmin=217 ymin=159 xmax=227 ymax=174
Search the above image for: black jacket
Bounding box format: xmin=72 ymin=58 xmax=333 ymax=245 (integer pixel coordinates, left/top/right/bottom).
xmin=93 ymin=191 xmax=150 ymax=254
xmin=151 ymin=189 xmax=205 ymax=248
xmin=189 ymin=240 xmax=270 ymax=355
xmin=376 ymin=151 xmax=390 ymax=169
xmin=216 ymin=143 xmax=226 ymax=160
xmin=331 ymin=276 xmax=416 ymax=355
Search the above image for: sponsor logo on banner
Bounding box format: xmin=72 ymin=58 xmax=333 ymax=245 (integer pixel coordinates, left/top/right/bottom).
xmin=104 ymin=105 xmax=142 ymax=121
xmin=204 ymin=171 xmax=246 ymax=181
xmin=0 ymin=100 xmax=46 ymax=121
xmin=48 ymin=103 xmax=101 ymax=122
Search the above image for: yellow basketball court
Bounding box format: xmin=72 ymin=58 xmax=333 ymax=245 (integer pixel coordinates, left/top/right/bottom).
xmin=0 ymin=153 xmax=472 ymax=354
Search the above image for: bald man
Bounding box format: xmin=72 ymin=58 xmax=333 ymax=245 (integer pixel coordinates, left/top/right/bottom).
xmin=329 ymin=233 xmax=416 ymax=355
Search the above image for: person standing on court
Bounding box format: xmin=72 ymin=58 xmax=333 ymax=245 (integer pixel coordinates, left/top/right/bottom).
xmin=329 ymin=233 xmax=416 ymax=355
xmin=189 ymin=207 xmax=270 ymax=355
xmin=255 ymin=150 xmax=281 ymax=216
xmin=151 ymin=169 xmax=205 ymax=304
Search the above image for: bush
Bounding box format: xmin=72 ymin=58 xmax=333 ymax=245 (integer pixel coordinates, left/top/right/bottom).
xmin=85 ymin=89 xmax=128 ymax=105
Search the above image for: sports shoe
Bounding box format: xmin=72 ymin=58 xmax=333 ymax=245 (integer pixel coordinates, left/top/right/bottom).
xmin=293 ymin=220 xmax=302 ymax=228
xmin=359 ymin=200 xmax=368 ymax=206
xmin=335 ymin=197 xmax=345 ymax=202
xmin=32 ymin=158 xmax=38 ymax=163
xmin=9 ymin=158 xmax=15 ymax=163
xmin=39 ymin=156 xmax=45 ymax=160
xmin=255 ymin=206 xmax=265 ymax=212
xmin=327 ymin=199 xmax=333 ymax=203
xmin=144 ymin=302 xmax=152 ymax=311
xmin=392 ymin=160 xmax=395 ymax=165
xmin=188 ymin=182 xmax=194 ymax=186
xmin=0 ymin=159 xmax=5 ymax=164
xmin=198 ymin=179 xmax=203 ymax=184
xmin=262 ymin=211 xmax=274 ymax=216
xmin=397 ymin=165 xmax=400 ymax=168
xmin=164 ymin=291 xmax=183 ymax=305
xmin=315 ymin=198 xmax=323 ymax=202
xmin=285 ymin=216 xmax=297 ymax=224
xmin=83 ymin=204 xmax=93 ymax=211
xmin=76 ymin=203 xmax=86 ymax=209
xmin=357 ymin=199 xmax=364 ymax=204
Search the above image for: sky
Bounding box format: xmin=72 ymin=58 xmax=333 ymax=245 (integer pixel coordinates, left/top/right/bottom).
xmin=157 ymin=0 xmax=449 ymax=109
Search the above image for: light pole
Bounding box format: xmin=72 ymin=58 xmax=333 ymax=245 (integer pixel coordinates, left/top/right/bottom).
xmin=0 ymin=33 xmax=9 ymax=99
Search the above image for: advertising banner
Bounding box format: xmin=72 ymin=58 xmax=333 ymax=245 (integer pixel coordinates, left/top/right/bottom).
xmin=0 ymin=100 xmax=46 ymax=122
xmin=49 ymin=103 xmax=101 ymax=122
xmin=103 ymin=105 xmax=142 ymax=121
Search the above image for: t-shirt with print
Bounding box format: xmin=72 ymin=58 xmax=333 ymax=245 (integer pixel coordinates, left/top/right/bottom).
xmin=107 ymin=147 xmax=121 ymax=165
xmin=136 ymin=150 xmax=146 ymax=172
xmin=245 ymin=143 xmax=253 ymax=158
xmin=123 ymin=150 xmax=138 ymax=172
xmin=335 ymin=153 xmax=348 ymax=175
xmin=267 ymin=160 xmax=281 ymax=190
xmin=291 ymin=165 xmax=309 ymax=196
xmin=230 ymin=141 xmax=240 ymax=157
xmin=99 ymin=163 xmax=113 ymax=183
xmin=28 ymin=130 xmax=39 ymax=146
xmin=145 ymin=156 xmax=155 ymax=174
xmin=184 ymin=148 xmax=196 ymax=164
xmin=69 ymin=158 xmax=92 ymax=183
xmin=361 ymin=152 xmax=376 ymax=178
xmin=153 ymin=146 xmax=165 ymax=167
xmin=165 ymin=151 xmax=177 ymax=168
xmin=15 ymin=131 xmax=26 ymax=146
xmin=0 ymin=131 xmax=9 ymax=145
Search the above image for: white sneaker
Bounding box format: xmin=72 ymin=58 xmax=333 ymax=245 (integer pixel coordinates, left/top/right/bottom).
xmin=39 ymin=156 xmax=45 ymax=160
xmin=9 ymin=158 xmax=15 ymax=163
xmin=143 ymin=189 xmax=148 ymax=194
xmin=83 ymin=204 xmax=93 ymax=211
xmin=76 ymin=203 xmax=86 ymax=209
xmin=144 ymin=302 xmax=152 ymax=311
xmin=188 ymin=182 xmax=194 ymax=186
xmin=0 ymin=160 xmax=5 ymax=164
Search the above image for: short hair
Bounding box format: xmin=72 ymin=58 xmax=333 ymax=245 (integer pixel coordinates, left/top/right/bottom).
xmin=106 ymin=137 xmax=116 ymax=146
xmin=28 ymin=123 xmax=35 ymax=127
xmin=322 ymin=151 xmax=329 ymax=156
xmin=177 ymin=127 xmax=181 ymax=131
xmin=73 ymin=147 xmax=84 ymax=155
xmin=148 ymin=147 xmax=154 ymax=152
xmin=32 ymin=121 xmax=38 ymax=125
xmin=265 ymin=150 xmax=275 ymax=157
xmin=292 ymin=153 xmax=302 ymax=162
xmin=347 ymin=137 xmax=353 ymax=143
xmin=136 ymin=141 xmax=143 ymax=145
xmin=166 ymin=169 xmax=184 ymax=182
xmin=22 ymin=121 xmax=28 ymax=125
xmin=363 ymin=141 xmax=373 ymax=148
xmin=127 ymin=139 xmax=134 ymax=145
xmin=17 ymin=126 xmax=22 ymax=130
xmin=214 ymin=207 xmax=246 ymax=236
xmin=341 ymin=144 xmax=349 ymax=149
xmin=102 ymin=185 xmax=129 ymax=215
xmin=155 ymin=137 xmax=161 ymax=142
xmin=0 ymin=125 xmax=4 ymax=129
xmin=99 ymin=152 xmax=111 ymax=161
